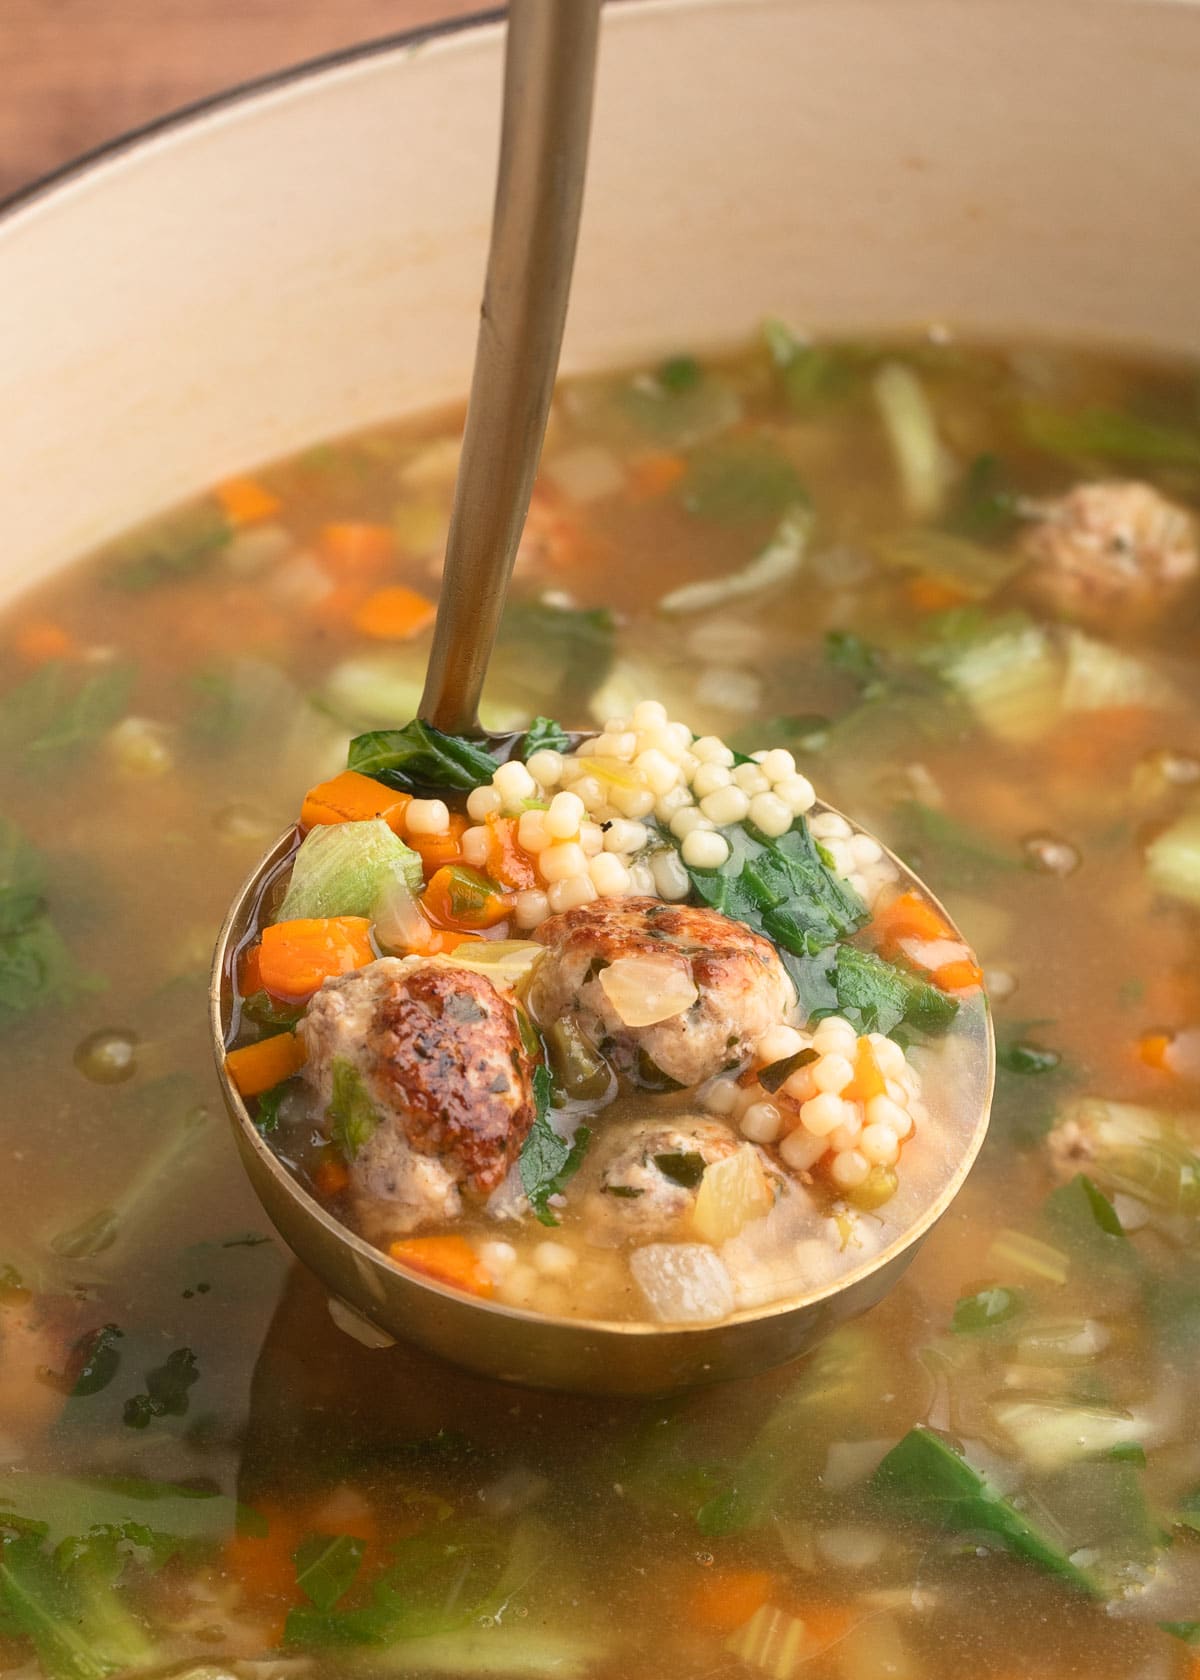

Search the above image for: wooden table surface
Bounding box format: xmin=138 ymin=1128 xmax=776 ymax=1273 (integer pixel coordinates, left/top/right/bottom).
xmin=0 ymin=0 xmax=484 ymax=201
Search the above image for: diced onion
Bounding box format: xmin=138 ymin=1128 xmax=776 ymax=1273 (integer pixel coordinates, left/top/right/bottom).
xmin=597 ymin=954 xmax=698 ymax=1026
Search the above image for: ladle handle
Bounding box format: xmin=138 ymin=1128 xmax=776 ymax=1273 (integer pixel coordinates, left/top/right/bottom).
xmin=419 ymin=0 xmax=602 ymax=736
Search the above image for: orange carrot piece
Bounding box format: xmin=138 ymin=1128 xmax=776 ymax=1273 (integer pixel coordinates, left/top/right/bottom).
xmin=301 ymin=769 xmax=412 ymax=834
xmin=225 ymin=1032 xmax=307 ymax=1098
xmin=239 ymin=944 xmax=265 ymax=996
xmin=310 ymin=581 xmax=368 ymax=627
xmin=689 ymin=1569 xmax=776 ymax=1632
xmin=258 ymin=917 xmax=376 ymax=1001
xmin=422 ymin=865 xmax=511 ymax=930
xmin=14 ymin=619 xmax=76 ymax=664
xmin=629 ymin=450 xmax=687 ymax=499
xmin=1138 ymin=1032 xmax=1172 ymax=1071
xmin=872 ymin=890 xmax=953 ymax=954
xmin=850 ymin=1037 xmax=888 ymax=1103
xmin=352 ymin=585 xmax=437 ymax=642
xmin=408 ymin=814 xmax=469 ymax=875
xmin=216 ymin=475 xmax=281 ymax=526
xmin=485 ymin=814 xmax=539 ymax=891
xmin=796 ymin=1604 xmax=858 ymax=1648
xmin=313 ymin=1156 xmax=351 ymax=1198
xmin=931 ymin=957 xmax=984 ymax=993
xmin=905 ymin=575 xmax=971 ymax=613
xmin=319 ymin=522 xmax=395 ymax=578
xmin=388 ymin=1235 xmax=494 ymax=1297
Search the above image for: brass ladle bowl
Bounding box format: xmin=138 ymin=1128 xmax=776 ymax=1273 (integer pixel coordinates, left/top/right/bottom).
xmin=210 ymin=0 xmax=994 ymax=1394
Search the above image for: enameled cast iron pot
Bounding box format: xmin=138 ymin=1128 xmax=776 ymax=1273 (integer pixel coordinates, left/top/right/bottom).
xmin=3 ymin=0 xmax=1197 ymax=1389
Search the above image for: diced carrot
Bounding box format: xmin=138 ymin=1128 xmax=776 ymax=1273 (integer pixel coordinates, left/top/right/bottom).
xmin=239 ymin=944 xmax=264 ymax=996
xmin=352 ymin=585 xmax=437 ymax=642
xmin=258 ymin=917 xmax=376 ymax=1001
xmin=1044 ymin=704 xmax=1153 ymax=774
xmin=313 ymin=1156 xmax=351 ymax=1198
xmin=300 ymin=769 xmax=411 ymax=834
xmin=849 ymin=1036 xmax=887 ymax=1103
xmin=408 ymin=813 xmax=469 ymax=874
xmin=225 ymin=1032 xmax=307 ymax=1098
xmin=1138 ymin=1032 xmax=1173 ymax=1071
xmin=872 ymin=889 xmax=953 ymax=955
xmin=319 ymin=522 xmax=395 ymax=578
xmin=427 ymin=929 xmax=485 ymax=955
xmin=689 ymin=1569 xmax=776 ymax=1632
xmin=485 ymin=814 xmax=539 ymax=891
xmin=223 ymin=1502 xmax=304 ymax=1636
xmin=905 ymin=575 xmax=971 ymax=613
xmin=932 ymin=957 xmax=984 ymax=993
xmin=216 ymin=475 xmax=281 ymax=526
xmin=15 ymin=620 xmax=75 ymax=663
xmin=388 ymin=1235 xmax=494 ymax=1297
xmin=629 ymin=450 xmax=687 ymax=499
xmin=423 ymin=865 xmax=511 ymax=930
xmin=308 ymin=581 xmax=367 ymax=627
xmin=795 ymin=1603 xmax=857 ymax=1648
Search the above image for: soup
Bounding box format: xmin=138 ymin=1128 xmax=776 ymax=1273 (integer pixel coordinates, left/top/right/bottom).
xmin=221 ymin=705 xmax=988 ymax=1325
xmin=2 ymin=328 xmax=1200 ymax=1678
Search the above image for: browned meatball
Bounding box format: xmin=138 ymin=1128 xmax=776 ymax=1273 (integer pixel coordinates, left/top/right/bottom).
xmin=1020 ymin=479 xmax=1198 ymax=624
xmin=302 ymin=957 xmax=536 ymax=1238
xmin=529 ymin=898 xmax=793 ymax=1089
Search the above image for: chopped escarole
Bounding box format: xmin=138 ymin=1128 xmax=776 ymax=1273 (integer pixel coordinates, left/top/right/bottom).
xmin=276 ymin=819 xmax=423 ymax=922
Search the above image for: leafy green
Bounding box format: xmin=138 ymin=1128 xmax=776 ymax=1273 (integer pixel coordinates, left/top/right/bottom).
xmin=824 ymin=629 xmax=887 ymax=691
xmin=328 ymin=1057 xmax=380 ymax=1161
xmin=293 ymin=1532 xmax=365 ymax=1612
xmin=522 ymin=716 xmax=572 ymax=758
xmin=1161 ymin=1622 xmax=1200 ymax=1646
xmin=1044 ymin=1174 xmax=1128 ymax=1256
xmin=826 ymin=944 xmax=959 ymax=1036
xmin=888 ymin=799 xmax=1023 ymax=891
xmin=653 ymin=1152 xmax=706 ymax=1189
xmin=0 ymin=816 xmax=46 ymax=934
xmin=493 ymin=599 xmax=616 ymax=723
xmin=682 ymin=819 xmax=869 ymax=961
xmin=348 ymin=719 xmax=499 ymax=793
xmin=951 ymin=1286 xmax=1026 ymax=1335
xmin=680 ymin=437 xmax=808 ymax=522
xmin=945 ymin=452 xmax=1023 ymax=541
xmin=241 ymin=990 xmax=305 ymax=1029
xmin=657 ymin=354 xmax=702 ymax=394
xmin=0 ymin=1533 xmax=123 ymax=1680
xmin=105 ymin=501 xmax=231 ymax=590
xmin=43 ymin=1325 xmax=124 ymax=1398
xmin=870 ymin=1426 xmax=1096 ymax=1592
xmin=285 ymin=1520 xmax=507 ymax=1646
xmin=0 ymin=661 xmax=135 ymax=771
xmin=122 ymin=1348 xmax=199 ymax=1429
xmin=519 ymin=1065 xmax=591 ymax=1227
xmin=254 ymin=1077 xmax=299 ymax=1134
xmin=763 ymin=320 xmax=870 ymax=409
xmin=1020 ymin=401 xmax=1200 ymax=469
xmin=0 ymin=1472 xmax=241 ymax=1550
xmin=997 ymin=1038 xmax=1062 ymax=1076
xmin=0 ymin=913 xmax=94 ymax=1033
xmin=756 ymin=1048 xmax=818 ymax=1094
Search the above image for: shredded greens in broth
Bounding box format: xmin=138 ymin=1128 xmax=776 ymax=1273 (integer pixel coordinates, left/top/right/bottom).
xmin=3 ymin=329 xmax=1200 ymax=1678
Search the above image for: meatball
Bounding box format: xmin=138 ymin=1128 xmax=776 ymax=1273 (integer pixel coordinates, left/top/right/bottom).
xmin=1020 ymin=479 xmax=1198 ymax=624
xmin=302 ymin=956 xmax=536 ymax=1239
xmin=585 ymin=1118 xmax=743 ymax=1243
xmin=530 ymin=898 xmax=793 ymax=1089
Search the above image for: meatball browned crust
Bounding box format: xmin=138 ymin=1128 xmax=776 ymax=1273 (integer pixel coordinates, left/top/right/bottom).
xmin=302 ymin=957 xmax=537 ymax=1235
xmin=1020 ymin=479 xmax=1198 ymax=624
xmin=530 ymin=898 xmax=794 ymax=1089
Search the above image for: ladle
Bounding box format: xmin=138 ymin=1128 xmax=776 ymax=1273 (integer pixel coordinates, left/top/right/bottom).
xmin=211 ymin=0 xmax=993 ymax=1394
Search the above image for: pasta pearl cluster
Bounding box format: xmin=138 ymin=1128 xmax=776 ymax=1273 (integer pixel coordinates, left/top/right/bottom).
xmin=447 ymin=701 xmax=895 ymax=925
xmin=699 ymin=1016 xmax=924 ymax=1197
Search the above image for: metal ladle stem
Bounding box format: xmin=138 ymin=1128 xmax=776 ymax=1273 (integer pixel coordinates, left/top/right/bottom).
xmin=419 ymin=0 xmax=602 ymax=736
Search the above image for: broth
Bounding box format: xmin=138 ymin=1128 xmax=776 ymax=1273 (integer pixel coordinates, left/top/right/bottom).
xmin=2 ymin=330 xmax=1200 ymax=1678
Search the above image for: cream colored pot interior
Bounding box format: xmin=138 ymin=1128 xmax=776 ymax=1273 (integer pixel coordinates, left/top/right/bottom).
xmin=2 ymin=0 xmax=1199 ymax=604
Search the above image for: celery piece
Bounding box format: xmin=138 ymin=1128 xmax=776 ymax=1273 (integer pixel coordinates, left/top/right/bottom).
xmin=986 ymin=1228 xmax=1069 ymax=1286
xmin=1020 ymin=401 xmax=1200 ymax=470
xmin=1146 ymin=809 xmax=1200 ymax=907
xmin=940 ymin=624 xmax=1064 ymax=743
xmin=275 ymin=819 xmax=421 ymax=922
xmin=870 ymin=1426 xmax=1096 ymax=1592
xmin=991 ymin=1399 xmax=1142 ymax=1471
xmin=328 ymin=1059 xmax=379 ymax=1162
xmin=872 ymin=361 xmax=953 ymax=519
xmin=725 ymin=1603 xmax=808 ymax=1678
xmin=1061 ymin=630 xmax=1176 ymax=713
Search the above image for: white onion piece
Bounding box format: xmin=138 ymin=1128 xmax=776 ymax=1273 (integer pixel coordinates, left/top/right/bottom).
xmin=629 ymin=1244 xmax=735 ymax=1324
xmin=597 ymin=953 xmax=698 ymax=1026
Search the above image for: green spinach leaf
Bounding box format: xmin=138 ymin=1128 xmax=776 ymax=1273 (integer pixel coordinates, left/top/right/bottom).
xmin=347 ymin=719 xmax=499 ymax=793
xmin=519 ymin=1065 xmax=590 ymax=1227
